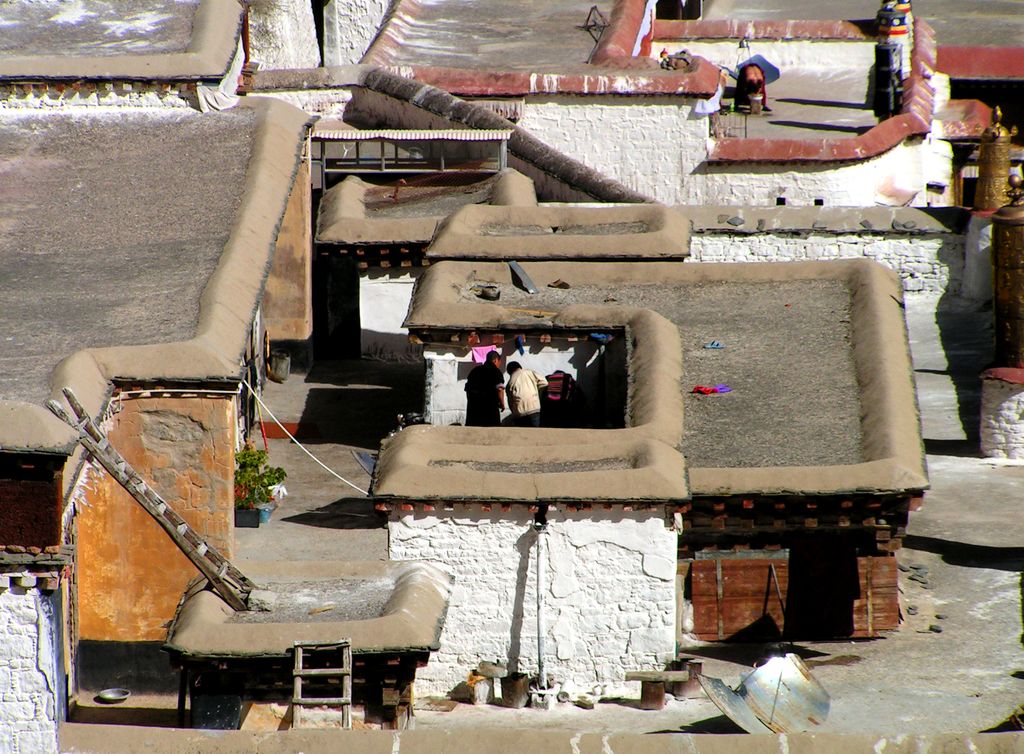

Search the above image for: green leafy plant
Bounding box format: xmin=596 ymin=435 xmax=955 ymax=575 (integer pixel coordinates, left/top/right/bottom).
xmin=234 ymin=446 xmax=287 ymax=510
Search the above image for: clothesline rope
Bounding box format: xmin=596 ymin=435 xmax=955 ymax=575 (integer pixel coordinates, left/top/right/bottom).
xmin=241 ymin=379 xmax=368 ymax=496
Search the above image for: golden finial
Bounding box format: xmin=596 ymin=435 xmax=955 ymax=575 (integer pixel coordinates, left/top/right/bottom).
xmin=1008 ymin=174 xmax=1024 ymax=208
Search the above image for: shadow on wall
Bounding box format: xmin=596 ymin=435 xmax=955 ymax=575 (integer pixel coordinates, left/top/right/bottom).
xmin=933 ymin=289 xmax=992 ymax=452
xmin=361 ymin=330 xmax=423 ymax=362
xmin=507 ymin=525 xmax=538 ymax=675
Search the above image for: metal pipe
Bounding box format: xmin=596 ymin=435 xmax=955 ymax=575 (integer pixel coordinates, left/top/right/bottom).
xmin=535 ymin=513 xmax=549 ymax=690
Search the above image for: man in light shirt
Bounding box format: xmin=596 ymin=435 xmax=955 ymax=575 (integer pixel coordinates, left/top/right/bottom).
xmin=505 ymin=361 xmax=548 ymax=427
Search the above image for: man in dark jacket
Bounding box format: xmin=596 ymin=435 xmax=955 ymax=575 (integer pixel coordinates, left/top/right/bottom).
xmin=465 ymin=350 xmax=505 ymax=426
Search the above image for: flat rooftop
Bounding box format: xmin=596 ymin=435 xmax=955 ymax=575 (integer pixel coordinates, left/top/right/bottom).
xmin=363 ymin=0 xmax=606 ymax=72
xmin=0 ymin=1 xmax=199 ymax=58
xmin=702 ymin=0 xmax=1024 ymax=47
xmin=0 ymin=0 xmax=240 ymax=80
xmin=0 ymin=108 xmax=256 ymax=407
xmin=374 ymin=258 xmax=926 ymax=501
xmin=0 ymin=98 xmax=310 ymax=454
xmin=483 ymin=278 xmax=861 ymax=469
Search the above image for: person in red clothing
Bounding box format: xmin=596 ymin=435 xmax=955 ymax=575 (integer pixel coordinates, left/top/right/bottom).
xmin=735 ymin=63 xmax=771 ymax=113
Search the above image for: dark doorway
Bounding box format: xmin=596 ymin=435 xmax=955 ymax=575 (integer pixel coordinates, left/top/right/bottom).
xmin=312 ymin=252 xmax=360 ymax=359
xmin=784 ymin=537 xmax=860 ymax=638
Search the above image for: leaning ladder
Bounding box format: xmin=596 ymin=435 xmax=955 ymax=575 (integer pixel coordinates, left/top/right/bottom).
xmin=47 ymin=387 xmax=254 ymax=611
xmin=292 ymin=640 xmax=353 ymax=729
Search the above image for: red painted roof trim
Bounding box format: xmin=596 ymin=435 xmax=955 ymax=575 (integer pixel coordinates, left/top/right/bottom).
xmin=386 ymin=62 xmax=721 ymax=97
xmin=363 ymin=0 xmax=718 ymax=97
xmin=938 ymin=46 xmax=1024 ymax=81
xmin=982 ymin=367 xmax=1024 ymax=385
xmin=708 ymin=19 xmax=938 ymax=164
xmin=937 ymin=99 xmax=993 ymax=141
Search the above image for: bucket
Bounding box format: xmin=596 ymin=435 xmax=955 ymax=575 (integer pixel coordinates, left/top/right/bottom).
xmin=502 ymin=673 xmax=529 ymax=709
xmin=749 ymin=94 xmax=763 ymax=115
xmin=268 ymin=350 xmax=291 ymax=384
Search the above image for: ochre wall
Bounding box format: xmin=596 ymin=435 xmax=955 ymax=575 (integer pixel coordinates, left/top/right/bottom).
xmin=264 ymin=161 xmax=313 ymax=342
xmin=77 ymin=395 xmax=235 ymax=642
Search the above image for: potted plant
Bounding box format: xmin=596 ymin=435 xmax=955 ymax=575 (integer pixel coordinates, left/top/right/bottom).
xmin=234 ymin=445 xmax=287 ymax=529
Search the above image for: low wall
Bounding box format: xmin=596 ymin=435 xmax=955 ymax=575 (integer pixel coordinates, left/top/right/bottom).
xmin=388 ymin=507 xmax=677 ymax=696
xmin=0 ymin=587 xmax=59 ymax=754
xmin=690 ymin=230 xmax=965 ymax=295
xmin=691 ymin=138 xmax=952 ymax=207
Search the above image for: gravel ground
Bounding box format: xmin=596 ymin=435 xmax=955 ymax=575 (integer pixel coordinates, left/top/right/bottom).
xmin=476 ymin=279 xmax=863 ymax=468
xmin=232 ymin=578 xmax=394 ymax=624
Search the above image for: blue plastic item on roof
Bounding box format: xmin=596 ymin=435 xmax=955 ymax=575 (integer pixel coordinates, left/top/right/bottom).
xmin=729 ymin=54 xmax=781 ymax=85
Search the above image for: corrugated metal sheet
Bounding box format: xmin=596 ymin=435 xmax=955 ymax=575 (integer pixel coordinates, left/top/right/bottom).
xmin=313 ymin=128 xmax=512 ymax=141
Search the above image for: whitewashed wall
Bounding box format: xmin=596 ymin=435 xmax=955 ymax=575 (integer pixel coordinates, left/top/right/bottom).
xmin=0 ymin=83 xmax=195 ymax=109
xmin=690 ymin=231 xmax=966 ymax=294
xmin=0 ymin=587 xmax=59 ymax=754
xmin=516 ymin=96 xmax=952 ymax=207
xmin=517 ymin=96 xmax=708 ymax=206
xmin=360 ymin=269 xmax=423 ymax=360
xmin=323 ymin=0 xmax=393 ymax=66
xmin=980 ymin=378 xmax=1024 ymax=459
xmin=389 ymin=507 xmax=677 ymax=696
xmin=423 ymin=339 xmax=603 ymax=426
xmin=690 ymin=138 xmax=952 ymax=207
xmin=248 ymin=0 xmax=320 ymax=69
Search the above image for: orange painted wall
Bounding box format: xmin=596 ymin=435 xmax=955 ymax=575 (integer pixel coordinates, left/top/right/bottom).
xmin=77 ymin=395 xmax=235 ymax=642
xmin=264 ymin=161 xmax=313 ymax=342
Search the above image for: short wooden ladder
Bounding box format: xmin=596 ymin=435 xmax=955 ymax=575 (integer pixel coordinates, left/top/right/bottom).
xmin=292 ymin=640 xmax=353 ymax=729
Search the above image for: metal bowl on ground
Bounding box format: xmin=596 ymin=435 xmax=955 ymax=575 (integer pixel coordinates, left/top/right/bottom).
xmin=96 ymin=688 xmax=131 ymax=704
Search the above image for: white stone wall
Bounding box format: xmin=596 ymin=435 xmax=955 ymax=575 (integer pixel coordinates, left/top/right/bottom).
xmin=0 ymin=588 xmax=59 ymax=754
xmin=690 ymin=231 xmax=965 ymax=295
xmin=423 ymin=339 xmax=603 ymax=426
xmin=323 ymin=0 xmax=393 ymax=66
xmin=517 ymin=96 xmax=708 ymax=205
xmin=517 ymin=96 xmax=952 ymax=208
xmin=691 ymin=139 xmax=948 ymax=207
xmin=360 ymin=269 xmax=422 ymax=360
xmin=389 ymin=507 xmax=677 ymax=697
xmin=980 ymin=379 xmax=1024 ymax=459
xmin=0 ymin=83 xmax=196 ymax=109
xmin=248 ymin=0 xmax=321 ymax=69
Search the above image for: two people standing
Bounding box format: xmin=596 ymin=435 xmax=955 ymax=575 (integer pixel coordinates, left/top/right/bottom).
xmin=464 ymin=351 xmax=548 ymax=427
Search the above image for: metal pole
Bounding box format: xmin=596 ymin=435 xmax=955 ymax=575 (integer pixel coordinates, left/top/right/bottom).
xmin=535 ymin=518 xmax=548 ymax=690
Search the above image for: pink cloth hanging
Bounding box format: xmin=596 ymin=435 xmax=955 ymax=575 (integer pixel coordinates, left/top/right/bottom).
xmin=471 ymin=345 xmax=497 ymax=364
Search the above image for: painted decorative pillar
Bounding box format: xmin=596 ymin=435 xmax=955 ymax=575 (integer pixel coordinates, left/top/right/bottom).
xmin=981 ymin=175 xmax=1024 ymax=458
xmin=975 ymin=108 xmax=1017 ymax=211
xmin=874 ymin=2 xmax=907 ymax=120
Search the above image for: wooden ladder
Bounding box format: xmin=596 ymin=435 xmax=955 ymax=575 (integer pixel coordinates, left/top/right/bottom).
xmin=47 ymin=387 xmax=254 ymax=611
xmin=292 ymin=640 xmax=353 ymax=729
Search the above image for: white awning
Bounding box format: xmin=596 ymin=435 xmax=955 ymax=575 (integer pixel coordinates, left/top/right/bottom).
xmin=313 ymin=125 xmax=512 ymax=142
